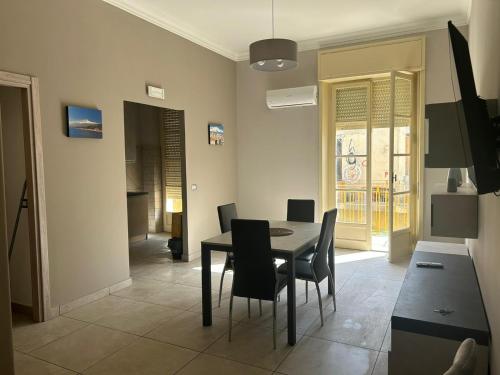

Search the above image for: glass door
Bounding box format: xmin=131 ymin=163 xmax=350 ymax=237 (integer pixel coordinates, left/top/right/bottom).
xmin=332 ymin=82 xmax=371 ymax=250
xmin=388 ymin=71 xmax=414 ymax=260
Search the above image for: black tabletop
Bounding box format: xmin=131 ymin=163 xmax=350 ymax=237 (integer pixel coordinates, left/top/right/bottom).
xmin=392 ymin=251 xmax=490 ymax=345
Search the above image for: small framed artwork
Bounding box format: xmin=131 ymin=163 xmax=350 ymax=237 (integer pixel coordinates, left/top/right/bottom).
xmin=66 ymin=105 xmax=103 ymax=139
xmin=208 ymin=123 xmax=224 ymax=145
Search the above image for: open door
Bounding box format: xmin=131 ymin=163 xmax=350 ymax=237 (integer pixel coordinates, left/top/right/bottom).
xmin=388 ymin=71 xmax=415 ymax=261
xmin=332 ymin=81 xmax=372 ymax=250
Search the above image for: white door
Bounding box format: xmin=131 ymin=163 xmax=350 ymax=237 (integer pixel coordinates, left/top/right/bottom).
xmin=388 ymin=71 xmax=415 ymax=261
xmin=332 ymin=82 xmax=372 ymax=250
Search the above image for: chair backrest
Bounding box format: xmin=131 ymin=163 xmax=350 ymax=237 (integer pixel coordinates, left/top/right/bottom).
xmin=217 ymin=203 xmax=237 ymax=233
xmin=287 ymin=199 xmax=315 ymax=223
xmin=312 ymin=208 xmax=337 ymax=281
xmin=443 ymin=339 xmax=477 ymax=375
xmin=230 ymin=219 xmax=277 ymax=301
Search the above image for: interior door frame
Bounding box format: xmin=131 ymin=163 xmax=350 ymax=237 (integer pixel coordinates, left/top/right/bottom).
xmin=0 ymin=70 xmax=52 ymax=322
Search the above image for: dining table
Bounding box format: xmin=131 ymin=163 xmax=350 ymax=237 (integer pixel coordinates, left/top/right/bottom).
xmin=200 ymin=220 xmax=334 ymax=345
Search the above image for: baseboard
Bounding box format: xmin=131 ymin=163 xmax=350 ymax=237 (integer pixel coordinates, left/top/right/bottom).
xmin=109 ymin=278 xmax=132 ymax=293
xmin=59 ymin=278 xmax=132 ymax=315
xmin=11 ymin=302 xmax=33 ymax=316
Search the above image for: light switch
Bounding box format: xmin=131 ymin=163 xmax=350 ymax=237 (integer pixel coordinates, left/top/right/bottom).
xmin=191 ymin=184 xmax=198 ymax=191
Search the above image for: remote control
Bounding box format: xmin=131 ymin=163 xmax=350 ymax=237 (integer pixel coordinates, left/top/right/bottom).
xmin=416 ymin=261 xmax=444 ymax=269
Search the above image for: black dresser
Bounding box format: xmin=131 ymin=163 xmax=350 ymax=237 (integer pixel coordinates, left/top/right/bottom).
xmin=389 ymin=242 xmax=490 ymax=375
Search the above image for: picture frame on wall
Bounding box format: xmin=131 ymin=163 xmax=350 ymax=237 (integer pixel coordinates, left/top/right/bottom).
xmin=66 ymin=105 xmax=103 ymax=139
xmin=208 ymin=123 xmax=224 ymax=145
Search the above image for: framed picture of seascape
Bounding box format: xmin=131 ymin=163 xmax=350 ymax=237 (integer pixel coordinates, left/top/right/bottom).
xmin=208 ymin=123 xmax=224 ymax=145
xmin=66 ymin=105 xmax=103 ymax=139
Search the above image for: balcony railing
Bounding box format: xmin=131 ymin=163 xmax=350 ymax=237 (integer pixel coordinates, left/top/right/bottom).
xmin=336 ymin=184 xmax=409 ymax=233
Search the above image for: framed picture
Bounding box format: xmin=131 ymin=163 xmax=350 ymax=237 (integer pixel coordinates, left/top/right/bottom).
xmin=208 ymin=123 xmax=224 ymax=145
xmin=66 ymin=105 xmax=103 ymax=139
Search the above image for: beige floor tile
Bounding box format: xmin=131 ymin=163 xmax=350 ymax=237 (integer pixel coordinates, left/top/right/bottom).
xmin=205 ymin=324 xmax=296 ymax=371
xmin=177 ymin=353 xmax=271 ymax=375
xmin=14 ymin=351 xmax=76 ymax=374
xmin=277 ymin=337 xmax=378 ymax=375
xmin=145 ymin=311 xmax=230 ymax=351
xmin=305 ymin=309 xmax=389 ymax=350
xmin=140 ymin=283 xmax=205 ymax=310
xmin=31 ymin=325 xmax=137 ymax=372
xmin=95 ymin=301 xmax=183 ymax=335
xmin=111 ymin=278 xmax=173 ymax=301
xmin=372 ymin=351 xmax=388 ymax=375
xmin=254 ymin=303 xmax=319 ymax=335
xmin=13 ymin=315 xmax=88 ymax=353
xmin=381 ymin=322 xmax=391 ymax=352
xmin=83 ymin=337 xmax=197 ymax=375
xmin=64 ymin=295 xmax=135 ymax=322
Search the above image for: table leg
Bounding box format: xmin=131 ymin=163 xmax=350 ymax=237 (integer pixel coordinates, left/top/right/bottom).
xmin=201 ymin=244 xmax=212 ymax=326
xmin=286 ymin=255 xmax=296 ymax=345
xmin=328 ymin=240 xmax=334 ymax=295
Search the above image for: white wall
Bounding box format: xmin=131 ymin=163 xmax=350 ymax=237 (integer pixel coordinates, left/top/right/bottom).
xmin=467 ymin=0 xmax=500 ymax=373
xmin=0 ymin=0 xmax=237 ymax=307
xmin=0 ymin=87 xmax=32 ymax=307
xmin=236 ymin=28 xmax=467 ymax=243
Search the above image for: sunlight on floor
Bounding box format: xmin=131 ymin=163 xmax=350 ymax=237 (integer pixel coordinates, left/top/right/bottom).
xmin=192 ymin=249 xmax=387 ymax=273
xmin=335 ymin=250 xmax=386 ymax=264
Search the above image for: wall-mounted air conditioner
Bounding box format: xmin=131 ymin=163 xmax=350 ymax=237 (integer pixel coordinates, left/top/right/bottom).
xmin=266 ymin=85 xmax=318 ymax=109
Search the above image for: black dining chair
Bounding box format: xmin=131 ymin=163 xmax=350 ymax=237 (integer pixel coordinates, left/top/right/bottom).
xmin=287 ymin=199 xmax=315 ymax=302
xmin=217 ymin=203 xmax=237 ymax=308
xmin=278 ymin=208 xmax=337 ymax=326
xmin=229 ymin=219 xmax=287 ymax=349
xmin=217 ymin=204 xmax=259 ymax=317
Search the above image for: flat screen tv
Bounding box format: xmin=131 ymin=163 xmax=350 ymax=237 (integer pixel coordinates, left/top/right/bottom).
xmin=448 ymin=21 xmax=500 ymax=194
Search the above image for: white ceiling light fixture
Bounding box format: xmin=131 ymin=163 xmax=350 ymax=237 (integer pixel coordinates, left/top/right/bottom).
xmin=249 ymin=0 xmax=298 ymax=72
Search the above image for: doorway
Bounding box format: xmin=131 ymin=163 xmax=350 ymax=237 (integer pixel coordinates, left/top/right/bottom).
xmin=123 ymin=101 xmax=187 ymax=276
xmin=0 ymin=71 xmax=51 ymax=328
xmin=330 ymin=72 xmax=417 ymax=258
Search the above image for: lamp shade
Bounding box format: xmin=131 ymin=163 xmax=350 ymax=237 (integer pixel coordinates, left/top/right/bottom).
xmin=249 ymin=38 xmax=298 ymax=71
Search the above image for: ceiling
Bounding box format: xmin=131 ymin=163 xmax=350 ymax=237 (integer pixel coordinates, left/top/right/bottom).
xmin=102 ymin=0 xmax=471 ymax=61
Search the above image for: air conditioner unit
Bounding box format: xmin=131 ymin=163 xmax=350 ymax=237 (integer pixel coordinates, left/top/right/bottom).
xmin=266 ymin=85 xmax=318 ymax=109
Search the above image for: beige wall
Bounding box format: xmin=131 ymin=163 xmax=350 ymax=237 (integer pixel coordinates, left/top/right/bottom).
xmin=236 ymin=28 xmax=466 ymax=242
xmin=236 ymin=50 xmax=319 ymax=220
xmin=0 ymin=87 xmax=32 ymax=307
xmin=0 ymin=0 xmax=237 ymax=306
xmin=467 ymin=0 xmax=500 ymax=373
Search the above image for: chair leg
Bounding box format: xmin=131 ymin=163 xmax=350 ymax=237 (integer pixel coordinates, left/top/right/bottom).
xmin=328 ymin=271 xmax=336 ymax=312
xmin=314 ymin=280 xmax=324 ymax=326
xmin=273 ymin=298 xmax=277 ymax=349
xmin=305 ymin=281 xmax=308 ymax=303
xmin=218 ymin=267 xmax=226 ymax=308
xmin=259 ymin=300 xmax=262 ymax=317
xmin=228 ymin=293 xmax=234 ymax=342
xmin=247 ymin=298 xmax=251 ymax=319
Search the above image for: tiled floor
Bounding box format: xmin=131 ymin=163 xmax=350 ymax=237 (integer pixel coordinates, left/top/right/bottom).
xmin=12 ymin=235 xmax=409 ymax=374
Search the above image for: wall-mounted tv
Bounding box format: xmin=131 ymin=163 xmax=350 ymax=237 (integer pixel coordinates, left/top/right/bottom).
xmin=448 ymin=21 xmax=500 ymax=194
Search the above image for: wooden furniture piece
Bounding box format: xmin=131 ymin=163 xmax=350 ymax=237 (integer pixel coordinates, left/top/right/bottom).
xmin=126 ymin=192 xmax=148 ymax=242
xmin=389 ymin=241 xmax=489 ymax=374
xmin=171 ymin=212 xmax=183 ymax=238
xmin=201 ymin=220 xmax=331 ymax=346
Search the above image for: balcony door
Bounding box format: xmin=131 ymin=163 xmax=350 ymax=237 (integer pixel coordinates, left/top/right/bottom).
xmin=331 ymin=72 xmax=416 ymax=258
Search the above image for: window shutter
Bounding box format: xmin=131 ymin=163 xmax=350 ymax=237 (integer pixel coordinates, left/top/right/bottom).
xmin=160 ymin=109 xmax=183 ymax=201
